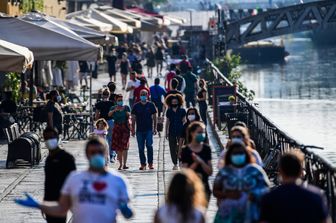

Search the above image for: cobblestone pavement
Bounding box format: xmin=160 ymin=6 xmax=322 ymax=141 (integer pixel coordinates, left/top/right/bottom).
xmin=0 ymin=73 xmax=222 ymax=223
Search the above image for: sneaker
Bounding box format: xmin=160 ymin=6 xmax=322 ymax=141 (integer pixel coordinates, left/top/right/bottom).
xmin=148 ymin=164 xmax=154 ymax=170
xmin=172 ymin=165 xmax=178 ymax=170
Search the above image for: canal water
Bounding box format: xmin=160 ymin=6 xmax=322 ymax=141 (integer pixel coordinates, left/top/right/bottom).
xmin=239 ymin=36 xmax=336 ymax=164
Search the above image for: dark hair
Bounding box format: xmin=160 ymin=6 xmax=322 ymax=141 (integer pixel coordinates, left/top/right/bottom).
xmin=279 ymin=152 xmax=304 ymax=177
xmin=85 ymin=136 xmax=107 ymax=156
xmin=230 ymin=126 xmax=251 ymax=147
xmin=171 ymin=78 xmax=179 ymax=89
xmin=140 ymin=78 xmax=147 ymax=85
xmin=186 ymin=108 xmax=201 ymax=122
xmin=170 ymin=63 xmax=176 ymax=70
xmin=186 ymin=121 xmax=205 ymax=143
xmin=49 ymin=90 xmax=58 ymax=98
xmin=165 ymin=94 xmax=184 ymax=107
xmin=107 ymin=82 xmax=116 ymax=93
xmin=154 ymin=78 xmax=160 ymax=85
xmin=224 ymin=141 xmax=254 ymax=166
xmin=234 ymin=121 xmax=247 ymax=128
xmin=167 ymin=169 xmax=207 ymax=221
xmin=102 ymin=88 xmax=110 ymax=97
xmin=43 ymin=127 xmax=59 ymax=137
xmin=199 ymin=79 xmax=206 ymax=89
xmin=130 ymin=71 xmax=136 ymax=76
xmin=115 ymin=94 xmax=123 ymax=100
xmin=175 ymin=68 xmax=181 ymax=75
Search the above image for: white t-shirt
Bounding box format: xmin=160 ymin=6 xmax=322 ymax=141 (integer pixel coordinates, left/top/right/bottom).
xmin=61 ymin=170 xmax=130 ymax=223
xmin=126 ymin=79 xmax=140 ymax=99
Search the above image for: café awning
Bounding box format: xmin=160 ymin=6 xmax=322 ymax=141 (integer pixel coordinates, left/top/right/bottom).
xmin=0 ymin=13 xmax=99 ymax=61
xmin=0 ymin=39 xmax=34 ymax=72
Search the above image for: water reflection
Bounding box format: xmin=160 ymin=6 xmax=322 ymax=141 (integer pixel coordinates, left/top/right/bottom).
xmin=240 ymin=37 xmax=336 ymax=163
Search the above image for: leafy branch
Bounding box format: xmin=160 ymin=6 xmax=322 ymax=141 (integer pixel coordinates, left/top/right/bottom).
xmin=213 ymin=54 xmax=255 ymax=101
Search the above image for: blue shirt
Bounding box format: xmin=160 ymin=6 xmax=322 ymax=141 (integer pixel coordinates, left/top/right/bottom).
xmin=150 ymin=85 xmax=166 ymax=102
xmin=131 ymin=102 xmax=157 ymax=132
xmin=166 ymin=107 xmax=186 ymax=137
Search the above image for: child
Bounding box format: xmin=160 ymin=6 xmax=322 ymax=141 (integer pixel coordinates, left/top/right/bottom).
xmin=93 ymin=118 xmax=110 ymax=165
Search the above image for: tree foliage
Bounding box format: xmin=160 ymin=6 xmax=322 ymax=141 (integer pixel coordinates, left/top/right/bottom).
xmin=20 ymin=0 xmax=44 ymax=13
xmin=3 ymin=72 xmax=21 ymax=103
xmin=213 ymin=54 xmax=255 ymax=101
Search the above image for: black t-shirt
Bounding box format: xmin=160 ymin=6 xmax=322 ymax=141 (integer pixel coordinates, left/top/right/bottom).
xmin=44 ymin=149 xmax=76 ymax=201
xmin=95 ymin=100 xmax=115 ymax=121
xmin=131 ymin=102 xmax=157 ymax=132
xmin=180 ymin=144 xmax=212 ymax=183
xmin=260 ymin=183 xmax=329 ymax=223
xmin=106 ymin=55 xmax=117 ymax=73
xmin=109 ymin=93 xmax=117 ymax=104
xmin=166 ymin=107 xmax=186 ymax=137
xmin=46 ymin=101 xmax=63 ymax=133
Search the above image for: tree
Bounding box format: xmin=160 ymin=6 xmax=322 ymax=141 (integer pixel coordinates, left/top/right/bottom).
xmin=20 ymin=0 xmax=44 ymax=13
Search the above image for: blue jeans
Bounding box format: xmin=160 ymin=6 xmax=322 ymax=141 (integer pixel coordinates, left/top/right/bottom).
xmin=107 ymin=119 xmax=116 ymax=159
xmin=136 ymin=130 xmax=154 ymax=165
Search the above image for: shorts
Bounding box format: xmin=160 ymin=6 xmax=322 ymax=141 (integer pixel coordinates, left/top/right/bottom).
xmin=79 ymin=72 xmax=88 ymax=79
xmin=109 ymin=71 xmax=116 ymax=77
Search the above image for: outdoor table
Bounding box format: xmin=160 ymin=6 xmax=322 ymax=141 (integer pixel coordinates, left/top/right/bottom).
xmin=63 ymin=112 xmax=91 ymax=140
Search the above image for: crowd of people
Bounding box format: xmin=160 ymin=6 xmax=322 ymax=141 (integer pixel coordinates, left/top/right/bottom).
xmin=12 ymin=46 xmax=331 ymax=223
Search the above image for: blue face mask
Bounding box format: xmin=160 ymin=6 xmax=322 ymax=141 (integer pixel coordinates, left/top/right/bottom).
xmin=231 ymin=154 xmax=246 ymax=166
xmin=117 ymin=101 xmax=123 ymax=106
xmin=195 ymin=133 xmax=206 ymax=143
xmin=90 ymin=154 xmax=105 ymax=169
xmin=140 ymin=95 xmax=147 ymax=102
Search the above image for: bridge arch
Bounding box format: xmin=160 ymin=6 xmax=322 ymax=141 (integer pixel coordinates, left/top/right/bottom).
xmin=223 ymin=0 xmax=336 ymax=48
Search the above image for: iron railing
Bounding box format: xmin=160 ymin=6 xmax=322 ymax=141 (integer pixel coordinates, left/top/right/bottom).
xmin=206 ymin=59 xmax=336 ymax=222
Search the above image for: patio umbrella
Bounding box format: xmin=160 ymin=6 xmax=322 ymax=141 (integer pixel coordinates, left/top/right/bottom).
xmin=0 ymin=13 xmax=99 ymax=61
xmin=0 ymin=39 xmax=34 ymax=72
xmin=68 ymin=16 xmax=113 ymax=33
xmin=98 ymin=7 xmax=141 ymax=28
xmin=66 ymin=9 xmax=133 ymax=34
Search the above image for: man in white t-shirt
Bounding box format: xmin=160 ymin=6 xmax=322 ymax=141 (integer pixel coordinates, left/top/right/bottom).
xmin=15 ymin=137 xmax=133 ymax=223
xmin=126 ymin=71 xmax=140 ymax=108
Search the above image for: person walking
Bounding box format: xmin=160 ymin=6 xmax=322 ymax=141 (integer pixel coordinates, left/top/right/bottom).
xmin=213 ymin=140 xmax=270 ymax=223
xmin=180 ymin=122 xmax=212 ymax=201
xmin=155 ymin=45 xmax=164 ymax=76
xmin=108 ymin=94 xmax=131 ymax=170
xmin=178 ymin=55 xmax=192 ymax=75
xmin=164 ymin=64 xmax=176 ymax=91
xmin=126 ymin=71 xmax=140 ymax=108
xmin=150 ymin=78 xmax=166 ymax=117
xmin=184 ymin=66 xmax=198 ymax=108
xmin=154 ymin=169 xmax=207 ymax=223
xmin=47 ymin=90 xmax=63 ymax=136
xmin=95 ymin=88 xmax=116 ymax=162
xmin=131 ymin=90 xmax=157 ymax=170
xmin=15 ymin=137 xmax=133 ymax=223
xmin=259 ymin=152 xmax=330 ymax=223
xmin=106 ymin=48 xmax=118 ymax=82
xmin=118 ymin=52 xmax=131 ymax=90
xmin=146 ymin=47 xmax=156 ymax=78
xmin=197 ymin=79 xmax=208 ymax=125
xmin=165 ymin=94 xmax=186 ymax=170
xmin=43 ymin=127 xmax=76 ymax=223
xmin=107 ymin=81 xmax=117 ymax=103
xmin=78 ymin=61 xmax=89 ymax=88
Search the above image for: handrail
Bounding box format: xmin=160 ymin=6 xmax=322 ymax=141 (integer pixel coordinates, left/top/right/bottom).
xmin=206 ymin=59 xmax=336 ymax=222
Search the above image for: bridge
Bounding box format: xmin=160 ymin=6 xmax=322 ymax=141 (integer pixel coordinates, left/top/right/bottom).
xmin=220 ymin=0 xmax=336 ymax=48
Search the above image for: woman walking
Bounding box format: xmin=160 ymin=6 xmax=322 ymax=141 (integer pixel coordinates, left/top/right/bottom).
xmin=213 ymin=140 xmax=270 ymax=223
xmin=154 ymin=169 xmax=207 ymax=223
xmin=165 ymin=94 xmax=186 ymax=170
xmin=155 ymin=45 xmax=164 ymax=76
xmin=108 ymin=94 xmax=131 ymax=170
xmin=118 ymin=53 xmax=131 ymax=90
xmin=146 ymin=47 xmax=156 ymax=78
xmin=180 ymin=122 xmax=213 ymax=201
xmin=197 ymin=79 xmax=208 ymax=125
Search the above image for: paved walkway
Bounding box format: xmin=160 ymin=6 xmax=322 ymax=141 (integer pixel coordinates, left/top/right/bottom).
xmin=0 ymin=72 xmax=221 ymax=223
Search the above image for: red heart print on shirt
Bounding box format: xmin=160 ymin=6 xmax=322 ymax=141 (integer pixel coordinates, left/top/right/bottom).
xmin=93 ymin=181 xmax=107 ymax=191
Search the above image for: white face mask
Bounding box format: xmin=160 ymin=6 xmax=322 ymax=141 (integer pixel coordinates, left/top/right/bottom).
xmin=187 ymin=114 xmax=196 ymax=121
xmin=45 ymin=138 xmax=59 ymax=150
